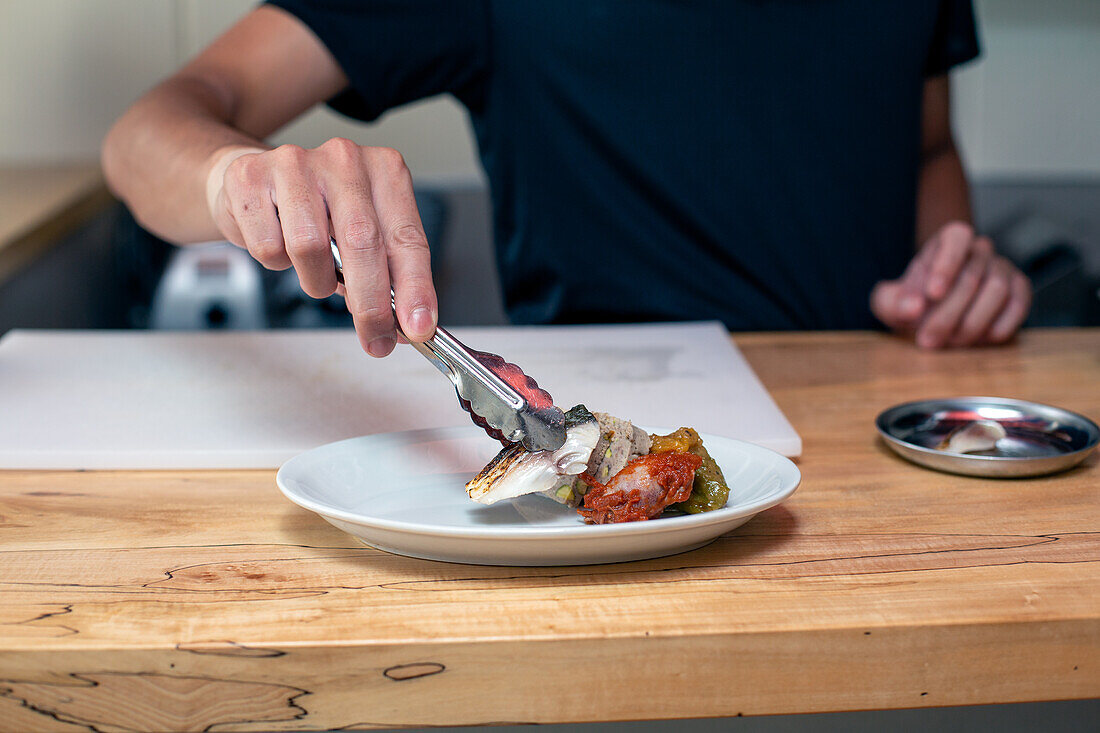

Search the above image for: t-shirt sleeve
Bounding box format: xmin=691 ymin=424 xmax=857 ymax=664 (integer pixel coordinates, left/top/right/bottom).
xmin=265 ymin=0 xmax=488 ymax=122
xmin=924 ymin=0 xmax=980 ymax=76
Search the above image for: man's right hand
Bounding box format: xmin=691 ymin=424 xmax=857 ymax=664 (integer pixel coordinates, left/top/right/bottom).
xmin=206 ymin=138 xmax=438 ymax=357
xmin=102 ymin=2 xmax=438 ymax=358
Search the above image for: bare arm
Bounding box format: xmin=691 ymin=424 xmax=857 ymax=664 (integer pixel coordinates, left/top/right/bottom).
xmin=914 ymin=75 xmax=972 ymax=244
xmin=870 ymin=75 xmax=1031 ymax=347
xmin=101 ymin=5 xmax=438 ymax=354
xmin=102 ymin=5 xmax=347 ymax=243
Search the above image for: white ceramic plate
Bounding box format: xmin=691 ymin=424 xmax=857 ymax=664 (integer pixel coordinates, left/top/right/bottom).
xmin=276 ymin=427 xmax=801 ymax=566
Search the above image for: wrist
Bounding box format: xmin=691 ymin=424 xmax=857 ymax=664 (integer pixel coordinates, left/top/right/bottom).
xmin=203 ymin=144 xmax=268 ymax=225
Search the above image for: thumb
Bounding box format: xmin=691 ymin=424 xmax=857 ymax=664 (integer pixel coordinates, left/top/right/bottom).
xmin=871 ymin=279 xmax=926 ymax=331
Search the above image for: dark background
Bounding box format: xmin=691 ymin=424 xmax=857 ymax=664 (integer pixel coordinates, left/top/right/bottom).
xmin=2 ymin=179 xmax=1098 ymax=335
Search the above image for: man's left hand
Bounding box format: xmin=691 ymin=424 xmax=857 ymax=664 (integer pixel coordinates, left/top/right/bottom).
xmin=871 ymin=221 xmax=1032 ymax=348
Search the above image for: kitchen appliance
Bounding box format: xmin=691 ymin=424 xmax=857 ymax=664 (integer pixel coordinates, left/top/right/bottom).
xmin=150 ymin=242 xmax=265 ymax=330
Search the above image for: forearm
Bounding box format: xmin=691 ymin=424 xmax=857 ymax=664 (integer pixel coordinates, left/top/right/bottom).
xmin=874 ymin=77 xmax=1031 ymax=346
xmin=914 ymin=140 xmax=973 ymax=246
xmin=101 ymin=74 xmax=268 ymax=244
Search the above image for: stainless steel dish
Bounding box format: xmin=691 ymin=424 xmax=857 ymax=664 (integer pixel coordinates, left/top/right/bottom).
xmin=875 ymin=396 xmax=1099 ymax=478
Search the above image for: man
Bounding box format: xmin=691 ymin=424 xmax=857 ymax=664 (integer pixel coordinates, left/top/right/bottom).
xmin=102 ymin=0 xmax=1031 ymax=357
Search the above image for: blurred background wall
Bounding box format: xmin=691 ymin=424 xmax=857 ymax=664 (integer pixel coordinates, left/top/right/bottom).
xmin=1 ymin=0 xmax=1098 ymax=330
xmin=0 ymin=0 xmax=484 ymax=182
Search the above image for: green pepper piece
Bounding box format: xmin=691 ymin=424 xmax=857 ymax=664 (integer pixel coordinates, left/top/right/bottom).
xmin=674 ymin=441 xmax=730 ymax=514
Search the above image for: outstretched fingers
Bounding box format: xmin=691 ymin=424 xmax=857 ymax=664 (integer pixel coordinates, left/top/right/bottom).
xmin=367 ymin=147 xmax=437 ymax=343
xmin=324 ymin=143 xmax=396 ymax=357
xmin=211 ymin=139 xmax=439 ymax=358
xmin=222 ymin=152 xmax=291 ymax=271
xmin=272 ymin=146 xmax=337 ymax=298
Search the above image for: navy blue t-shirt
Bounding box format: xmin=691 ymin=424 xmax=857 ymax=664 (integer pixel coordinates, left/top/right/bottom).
xmin=267 ymin=0 xmax=979 ymax=329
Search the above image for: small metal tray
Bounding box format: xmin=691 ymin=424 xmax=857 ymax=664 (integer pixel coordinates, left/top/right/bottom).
xmin=876 ymin=396 xmax=1099 ymax=478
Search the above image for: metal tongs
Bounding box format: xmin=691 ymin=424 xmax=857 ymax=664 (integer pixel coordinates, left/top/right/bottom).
xmin=330 ymin=238 xmax=566 ymax=452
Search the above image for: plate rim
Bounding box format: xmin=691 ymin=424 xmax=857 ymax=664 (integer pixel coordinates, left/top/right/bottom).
xmin=875 ymin=395 xmax=1100 ymax=462
xmin=276 ymin=426 xmax=801 ymax=540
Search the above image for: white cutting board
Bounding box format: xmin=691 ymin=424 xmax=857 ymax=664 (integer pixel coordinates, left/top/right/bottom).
xmin=0 ymin=322 xmax=800 ymax=469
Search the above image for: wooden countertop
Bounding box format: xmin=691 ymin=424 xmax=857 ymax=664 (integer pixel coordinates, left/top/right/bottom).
xmin=0 ymin=164 xmax=113 ymax=285
xmin=1 ymin=329 xmax=1097 ymax=730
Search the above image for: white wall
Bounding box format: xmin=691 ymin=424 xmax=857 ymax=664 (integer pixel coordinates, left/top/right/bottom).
xmin=0 ymin=0 xmax=482 ymax=185
xmin=0 ymin=1 xmax=179 ymax=162
xmin=952 ymin=0 xmax=1100 ymax=179
xmin=1 ymin=0 xmax=1097 ymax=182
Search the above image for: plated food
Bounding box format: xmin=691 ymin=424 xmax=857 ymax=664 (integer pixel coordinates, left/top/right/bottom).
xmin=466 ymin=405 xmax=730 ymax=524
xmin=276 ymin=426 xmax=800 ymax=565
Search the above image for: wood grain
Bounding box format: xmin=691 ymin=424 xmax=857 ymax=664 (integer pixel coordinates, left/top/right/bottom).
xmin=1 ymin=329 xmax=1097 ymax=730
